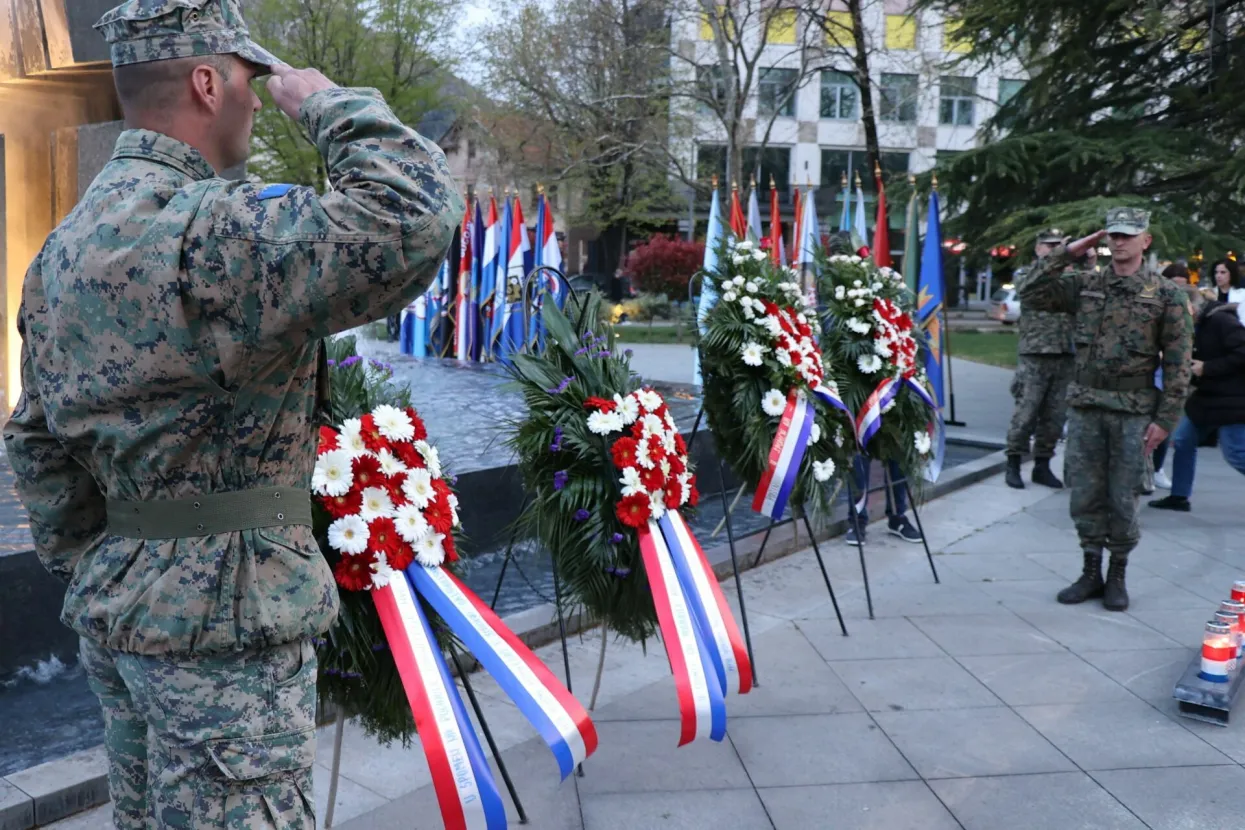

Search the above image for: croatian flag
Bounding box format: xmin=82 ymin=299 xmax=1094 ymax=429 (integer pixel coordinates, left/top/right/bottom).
xmin=530 ymin=193 xmax=565 ymax=349
xmin=497 ymin=196 xmax=530 ymax=363
xmin=454 ymin=203 xmax=475 ymax=362
xmin=478 ymin=196 xmax=500 ymax=362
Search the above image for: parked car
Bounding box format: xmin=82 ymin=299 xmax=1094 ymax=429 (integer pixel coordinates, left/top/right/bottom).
xmin=988 ymin=284 xmax=1021 ymax=324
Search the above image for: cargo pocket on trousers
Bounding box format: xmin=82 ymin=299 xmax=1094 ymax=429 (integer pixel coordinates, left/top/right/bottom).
xmin=202 ymin=728 xmax=317 ymax=829
xmin=273 ymin=640 xmax=318 ymax=731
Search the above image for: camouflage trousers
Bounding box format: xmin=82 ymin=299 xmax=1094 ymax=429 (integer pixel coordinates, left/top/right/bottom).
xmin=79 ymin=638 xmax=318 ymax=830
xmin=1065 ymin=407 xmax=1150 ymax=559
xmin=1006 ymin=354 xmax=1074 ymax=458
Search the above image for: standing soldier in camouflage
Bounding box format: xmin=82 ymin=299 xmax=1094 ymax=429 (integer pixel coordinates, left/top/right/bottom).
xmin=1018 ymin=208 xmax=1192 ymax=611
xmin=1005 ymin=229 xmax=1077 ymax=490
xmin=1 ymin=1 xmax=463 ymax=827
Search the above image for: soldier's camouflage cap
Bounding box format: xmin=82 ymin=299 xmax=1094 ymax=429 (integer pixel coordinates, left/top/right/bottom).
xmin=94 ymin=0 xmax=279 ymax=72
xmin=1036 ymin=228 xmax=1065 ymax=244
xmin=1105 ymin=207 xmax=1151 ymax=236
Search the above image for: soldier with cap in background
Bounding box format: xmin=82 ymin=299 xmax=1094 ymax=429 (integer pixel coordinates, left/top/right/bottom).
xmin=1 ymin=0 xmax=463 ymax=827
xmin=1018 ymin=208 xmax=1192 ymax=612
xmin=1004 ymin=228 xmax=1077 ymax=490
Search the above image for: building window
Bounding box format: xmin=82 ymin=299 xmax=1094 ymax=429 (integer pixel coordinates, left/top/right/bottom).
xmin=699 ymin=7 xmax=735 ymax=40
xmin=824 ymin=10 xmax=853 ymax=47
xmin=943 ymin=18 xmax=972 ymax=53
xmin=742 ymin=147 xmax=792 ymax=198
xmin=884 ymin=15 xmax=916 ymax=49
xmin=820 ymin=149 xmax=909 ymax=193
xmin=765 ymin=9 xmax=797 ymax=44
xmin=997 ymin=78 xmax=1025 ymax=127
xmin=467 ymin=138 xmax=476 ymax=159
xmin=939 ymin=75 xmax=976 ymax=126
xmin=878 ymin=73 xmax=918 ymax=123
xmin=820 ymin=71 xmax=858 ymax=120
xmin=696 ymin=65 xmax=727 ymax=116
xmin=757 ymin=68 xmax=798 ymax=118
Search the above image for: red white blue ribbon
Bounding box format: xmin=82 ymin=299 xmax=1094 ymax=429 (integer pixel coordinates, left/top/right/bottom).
xmin=658 ymin=512 xmax=753 ymax=695
xmin=752 ymin=390 xmax=815 ymax=520
xmin=854 ymin=376 xmax=945 ymax=481
xmin=855 ymin=377 xmax=900 ymax=449
xmin=900 ymin=377 xmax=945 ymax=482
xmin=407 ymin=565 xmax=598 ymax=780
xmin=639 ymin=521 xmax=727 ymax=745
xmin=372 ymin=575 xmax=507 ymax=830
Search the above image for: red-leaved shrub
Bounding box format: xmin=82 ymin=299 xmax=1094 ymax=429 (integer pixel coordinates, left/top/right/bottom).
xmin=621 ymin=235 xmax=705 ymax=299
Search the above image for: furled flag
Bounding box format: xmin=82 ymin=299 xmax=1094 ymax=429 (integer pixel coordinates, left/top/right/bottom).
xmin=455 ymin=203 xmax=475 ymax=362
xmin=796 ymin=182 xmax=820 ymax=304
xmin=496 ymin=195 xmax=530 ymax=363
xmin=490 ymin=194 xmax=514 ymax=355
xmin=469 ymin=198 xmax=487 ymax=361
xmin=852 ymin=172 xmax=869 ymax=254
xmin=728 ymin=182 xmax=748 ymax=240
xmin=790 ymin=185 xmax=802 ymax=269
xmin=872 ymin=163 xmax=892 ymax=269
xmin=746 ymin=177 xmax=763 ymax=242
xmin=427 ymin=227 xmax=453 ymax=357
xmin=918 ymin=188 xmax=946 ymax=407
xmin=530 ymin=191 xmax=565 ymax=350
xmin=478 ymin=194 xmax=500 ymax=361
xmin=767 ymin=176 xmax=784 ymax=266
xmin=400 ymin=290 xmax=429 ymax=357
xmin=694 ymin=185 xmax=726 ymax=385
xmin=837 ymin=171 xmax=851 ymax=233
xmin=902 ymin=179 xmax=921 ymax=295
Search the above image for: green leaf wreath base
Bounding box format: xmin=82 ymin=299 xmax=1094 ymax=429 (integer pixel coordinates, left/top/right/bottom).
xmin=508 ymin=293 xmax=682 ymax=644
xmin=312 ymin=335 xmax=462 ymax=746
xmin=699 ymin=246 xmax=856 ymax=520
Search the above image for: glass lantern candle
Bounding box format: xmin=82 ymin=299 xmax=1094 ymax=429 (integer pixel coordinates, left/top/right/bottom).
xmin=1213 ymin=610 xmax=1241 ymax=670
xmin=1233 ymin=581 xmax=1245 ymax=604
xmin=1200 ymin=621 xmax=1236 ymax=683
xmin=1220 ymin=600 xmax=1245 ymax=658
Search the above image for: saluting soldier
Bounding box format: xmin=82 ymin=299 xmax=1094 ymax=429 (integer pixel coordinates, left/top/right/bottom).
xmin=1017 ymin=208 xmax=1192 ymax=612
xmin=2 ymin=1 xmax=463 ymax=827
xmin=1005 ymin=228 xmax=1077 ymax=490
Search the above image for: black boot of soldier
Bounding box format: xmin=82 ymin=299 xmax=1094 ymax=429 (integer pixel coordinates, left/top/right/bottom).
xmin=1057 ymin=551 xmax=1104 ymax=604
xmin=1103 ymin=555 xmax=1130 ymax=612
xmin=1005 ymin=455 xmax=1025 ymax=489
xmin=1032 ymin=458 xmax=1064 ymax=489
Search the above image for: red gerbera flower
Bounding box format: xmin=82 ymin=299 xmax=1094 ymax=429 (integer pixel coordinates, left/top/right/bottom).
xmin=318 ymin=426 xmax=339 ymax=455
xmin=583 ymin=396 xmax=616 ymax=413
xmin=797 ymin=322 xmax=812 ymax=338
xmin=645 ymin=434 xmax=666 ymax=464
xmin=384 ymin=472 xmax=407 ymax=506
xmin=630 ymin=420 xmax=647 ymax=439
xmin=394 ymin=441 xmax=426 ymax=469
xmin=442 ymin=534 xmax=459 ymax=563
xmin=673 ymin=433 xmax=687 ymax=455
xmin=321 ymin=489 xmax=363 ymax=520
xmin=663 ymin=485 xmax=683 ymax=510
xmin=351 ymin=454 xmax=383 ymax=490
xmin=431 ymin=478 xmax=453 ymax=502
xmin=641 ymin=466 xmax=666 ymax=493
xmin=424 ymin=492 xmax=454 ymax=534
xmin=404 ymin=407 xmax=428 ymax=442
xmin=333 ymin=554 xmax=373 ymax=592
xmin=688 ymin=475 xmax=700 ymax=507
xmin=387 ymin=540 xmax=415 ymax=571
xmin=368 ymin=517 xmax=401 ymax=556
xmin=668 ymin=454 xmax=686 ymax=476
xmin=611 ymin=436 xmax=639 ymax=469
xmin=616 ymin=492 xmax=652 ymax=528
xmin=359 ymin=413 xmax=389 ymax=453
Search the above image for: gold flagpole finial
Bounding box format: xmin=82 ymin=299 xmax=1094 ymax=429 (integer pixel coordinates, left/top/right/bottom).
xmin=712 ymin=174 xmax=719 ymax=190
xmin=750 ymin=174 xmax=757 ymax=189
xmin=537 ymin=183 xmax=545 ymax=195
xmin=732 ymin=180 xmax=739 ymax=192
xmin=908 ymin=173 xmax=917 ymax=186
xmin=841 ymin=171 xmax=848 ymax=187
xmin=854 ymin=170 xmax=863 ymax=188
xmin=769 ymin=174 xmax=776 ymax=189
xmin=806 ymin=176 xmax=813 ymax=190
xmin=931 ymin=172 xmax=939 ymax=191
xmin=874 ymin=160 xmax=882 ymax=177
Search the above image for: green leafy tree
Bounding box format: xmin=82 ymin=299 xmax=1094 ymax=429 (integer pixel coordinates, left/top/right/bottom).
xmin=913 ymin=0 xmax=1245 ymax=259
xmin=246 ymin=0 xmax=460 ymax=189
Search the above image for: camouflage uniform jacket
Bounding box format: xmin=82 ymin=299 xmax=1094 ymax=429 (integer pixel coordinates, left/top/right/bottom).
xmin=3 ymin=87 xmax=463 ymax=657
xmin=1016 ymin=260 xmax=1075 ymax=355
xmin=1017 ymin=247 xmax=1193 ymax=432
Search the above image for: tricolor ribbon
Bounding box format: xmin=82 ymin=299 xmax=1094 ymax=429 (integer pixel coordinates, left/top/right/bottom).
xmin=639 ymin=521 xmax=727 ymax=745
xmin=372 ymin=575 xmax=507 ymax=830
xmin=658 ymin=512 xmax=753 ymax=695
xmin=854 ymin=375 xmax=945 ymax=483
xmin=408 ymin=565 xmax=598 ymax=780
xmin=753 ymin=390 xmax=815 ymax=520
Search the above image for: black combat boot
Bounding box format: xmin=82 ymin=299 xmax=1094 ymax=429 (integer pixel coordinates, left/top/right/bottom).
xmin=1056 ymin=550 xmax=1104 ymax=604
xmin=1031 ymin=458 xmax=1064 ymax=489
xmin=1005 ymin=455 xmax=1025 ymax=489
xmin=1103 ymin=555 xmax=1130 ymax=612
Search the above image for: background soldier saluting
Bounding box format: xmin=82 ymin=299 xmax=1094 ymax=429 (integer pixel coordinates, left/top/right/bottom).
xmin=1 ymin=0 xmax=463 ymax=827
xmin=1018 ymin=208 xmax=1192 ymax=612
xmin=1005 ymin=228 xmax=1077 ymax=490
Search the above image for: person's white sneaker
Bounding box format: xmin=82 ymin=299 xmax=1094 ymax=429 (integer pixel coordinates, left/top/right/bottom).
xmin=1154 ymin=470 xmax=1172 ymax=490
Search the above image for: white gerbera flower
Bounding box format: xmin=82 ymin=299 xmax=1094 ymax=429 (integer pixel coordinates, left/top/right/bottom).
xmin=414 ymin=440 xmax=442 ymax=477
xmin=637 ymin=389 xmax=664 ymax=411
xmin=854 ymin=298 xmax=867 ymax=308
xmin=312 ymin=449 xmax=354 ymax=497
xmin=762 ymin=316 xmax=783 ymax=337
xmin=813 ymin=458 xmax=836 ymax=482
xmin=370 ymin=559 xmax=396 ymax=588
xmin=371 ymin=404 xmax=415 ymax=442
xmin=874 ymin=339 xmax=894 ymax=358
xmin=762 ymin=389 xmax=787 ymax=417
xmin=649 ymin=492 xmax=667 ymax=520
xmin=328 ymin=515 xmax=369 ymax=555
xmin=337 ymin=419 xmax=368 ymax=456
xmin=775 ymin=349 xmax=793 ymax=367
xmin=744 ymin=280 xmax=758 ymax=293
xmin=723 ymin=291 xmax=737 ymax=303
xmin=620 ymin=466 xmax=644 ymax=497
xmin=587 ymin=410 xmax=623 ymax=436
xmin=742 ymin=304 xmax=756 ymax=320
xmin=871 ymin=282 xmax=883 ymax=292
xmin=448 ymin=493 xmax=460 ymax=526
xmin=846 ymin=318 xmax=872 ymax=335
xmin=741 ymin=341 xmax=766 ymax=366
xmin=393 ymin=503 xmax=430 ymax=543
xmin=403 ymin=468 xmax=434 ymax=508
xmin=858 ymin=354 xmax=883 ymax=374
xmin=415 ymin=532 xmax=446 ymax=568
xmin=915 ymin=430 xmax=933 ymax=455
xmin=834 ymin=427 xmax=845 ymax=447
xmin=359 ymin=486 xmax=394 ymax=521
xmin=810 ymin=422 xmax=822 ymax=444
xmin=615 ymin=393 xmax=639 ymax=425
xmin=834 ymin=285 xmax=846 ymax=300
xmin=375 ymin=449 xmax=403 ymax=476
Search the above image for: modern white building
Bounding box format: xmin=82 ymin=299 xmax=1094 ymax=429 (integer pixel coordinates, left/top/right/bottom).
xmin=669 ymin=0 xmax=1028 ymax=232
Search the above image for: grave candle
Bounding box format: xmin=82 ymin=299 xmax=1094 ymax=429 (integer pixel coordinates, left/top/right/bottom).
xmin=1220 ymin=600 xmax=1245 ymax=659
xmin=1200 ymin=621 xmax=1235 ymax=683
xmin=1233 ymin=581 xmax=1245 ymax=604
xmin=1213 ymin=610 xmax=1241 ymax=670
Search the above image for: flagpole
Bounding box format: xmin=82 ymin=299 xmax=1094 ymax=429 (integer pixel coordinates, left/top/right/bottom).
xmin=933 ymin=173 xmax=965 ymax=427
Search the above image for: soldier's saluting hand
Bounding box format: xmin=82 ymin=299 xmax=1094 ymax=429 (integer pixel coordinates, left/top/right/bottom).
xmin=2 ymin=1 xmax=464 ymax=827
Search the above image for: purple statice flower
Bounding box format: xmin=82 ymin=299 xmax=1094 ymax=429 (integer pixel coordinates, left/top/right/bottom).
xmin=326 ymin=360 xmax=337 ymax=368
xmin=325 ymin=668 xmax=341 ymax=676
xmin=605 ymin=566 xmax=632 ymax=578
xmin=343 ymin=671 xmax=363 ymax=680
xmin=553 ymin=470 xmax=569 ymax=491
xmin=610 ymin=532 xmax=625 ymax=544
xmin=594 ymin=350 xmax=612 ymax=359
xmin=339 ymin=355 xmax=363 ymax=368
xmin=371 ymin=643 xmax=388 ymax=652
xmin=582 ymin=331 xmax=594 ymax=341
xmin=573 ymin=508 xmax=591 ymax=522
xmin=549 ymin=426 xmax=564 ymax=453
xmin=574 ymin=345 xmax=591 ymax=356
xmin=369 ymin=359 xmax=393 ymax=373
xmin=547 ymin=376 xmax=573 ymax=395
xmin=624 ymin=350 xmax=634 ymax=358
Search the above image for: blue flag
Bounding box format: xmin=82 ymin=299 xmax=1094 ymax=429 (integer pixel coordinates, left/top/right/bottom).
xmin=694 ymin=188 xmax=726 ymax=385
xmin=917 ymin=190 xmax=945 ymax=407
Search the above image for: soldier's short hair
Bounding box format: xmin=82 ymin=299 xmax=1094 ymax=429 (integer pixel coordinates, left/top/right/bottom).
xmin=113 ymin=53 xmax=235 ymax=119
